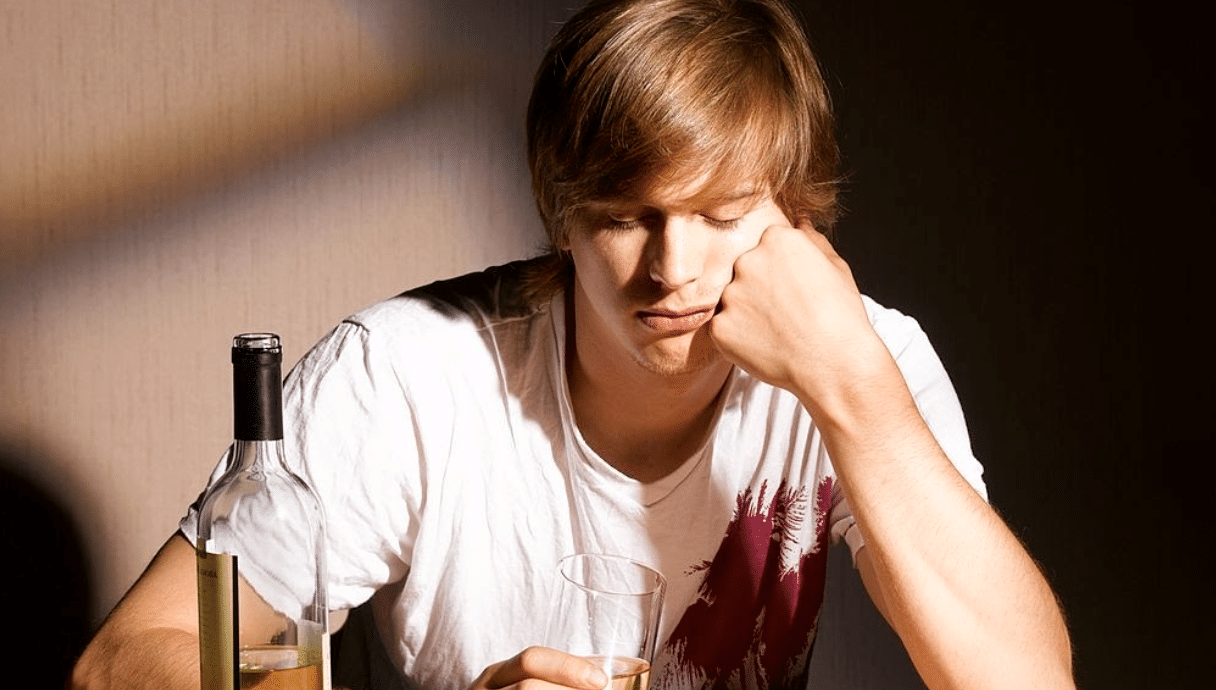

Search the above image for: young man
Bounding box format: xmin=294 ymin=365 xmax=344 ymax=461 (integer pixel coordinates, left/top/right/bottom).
xmin=71 ymin=1 xmax=1074 ymax=689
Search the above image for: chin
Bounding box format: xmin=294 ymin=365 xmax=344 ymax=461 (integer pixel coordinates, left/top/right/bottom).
xmin=633 ymin=341 xmax=722 ymax=377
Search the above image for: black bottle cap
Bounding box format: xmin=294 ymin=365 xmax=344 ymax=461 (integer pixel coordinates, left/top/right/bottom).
xmin=231 ymin=333 xmax=284 ymax=441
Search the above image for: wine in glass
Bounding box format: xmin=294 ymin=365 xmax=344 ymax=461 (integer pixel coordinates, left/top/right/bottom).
xmin=545 ymin=554 xmax=666 ymax=690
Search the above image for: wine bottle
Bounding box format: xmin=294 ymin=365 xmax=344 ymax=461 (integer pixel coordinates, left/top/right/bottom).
xmin=196 ymin=333 xmax=330 ymax=690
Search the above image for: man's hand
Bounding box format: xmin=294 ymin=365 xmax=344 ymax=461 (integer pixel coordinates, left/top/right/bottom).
xmin=468 ymin=647 xmax=608 ymax=690
xmin=709 ymin=223 xmax=888 ymax=413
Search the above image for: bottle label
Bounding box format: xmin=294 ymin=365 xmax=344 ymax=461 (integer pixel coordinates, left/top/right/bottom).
xmin=324 ymin=630 xmax=332 ymax=690
xmin=197 ymin=543 xmax=239 ymax=690
xmin=299 ymin=621 xmax=333 ymax=690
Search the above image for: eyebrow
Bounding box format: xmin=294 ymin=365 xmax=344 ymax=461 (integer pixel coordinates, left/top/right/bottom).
xmin=696 ymin=188 xmax=763 ymax=205
xmin=590 ymin=187 xmax=764 ymax=210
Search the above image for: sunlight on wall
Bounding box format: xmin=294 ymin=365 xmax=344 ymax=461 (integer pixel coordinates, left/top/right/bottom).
xmin=0 ymin=0 xmax=565 ymax=625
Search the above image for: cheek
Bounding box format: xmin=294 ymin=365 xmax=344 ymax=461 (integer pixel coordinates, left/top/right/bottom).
xmin=728 ymin=213 xmax=782 ymax=254
xmin=713 ymin=205 xmax=790 ymax=264
xmin=588 ymin=235 xmax=648 ymax=281
xmin=570 ymin=239 xmax=629 ymax=301
xmin=732 ymin=204 xmax=791 ymax=249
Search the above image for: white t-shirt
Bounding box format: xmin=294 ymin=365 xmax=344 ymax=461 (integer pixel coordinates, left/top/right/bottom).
xmin=181 ymin=260 xmax=986 ymax=690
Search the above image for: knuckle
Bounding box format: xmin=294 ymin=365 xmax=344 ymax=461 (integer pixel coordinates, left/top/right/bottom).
xmin=515 ymin=646 xmax=552 ymax=675
xmin=473 ymin=663 xmax=500 ymax=686
xmin=734 ymin=247 xmax=760 ymax=274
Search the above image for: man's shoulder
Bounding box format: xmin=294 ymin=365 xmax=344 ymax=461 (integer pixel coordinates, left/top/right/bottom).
xmin=860 ymin=294 xmax=932 ymax=355
xmin=346 ymin=258 xmax=552 ymax=336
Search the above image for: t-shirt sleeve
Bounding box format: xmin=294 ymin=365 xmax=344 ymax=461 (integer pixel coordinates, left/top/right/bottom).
xmin=180 ymin=318 xmax=423 ymax=613
xmin=827 ymin=296 xmax=988 ymax=564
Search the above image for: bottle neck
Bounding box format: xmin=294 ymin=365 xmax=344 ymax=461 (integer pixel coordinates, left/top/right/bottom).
xmin=228 ymin=438 xmax=288 ymax=473
xmin=232 ymin=345 xmax=283 ymax=442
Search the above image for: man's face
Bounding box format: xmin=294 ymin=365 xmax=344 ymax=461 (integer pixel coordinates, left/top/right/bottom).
xmin=565 ymin=178 xmax=792 ymax=378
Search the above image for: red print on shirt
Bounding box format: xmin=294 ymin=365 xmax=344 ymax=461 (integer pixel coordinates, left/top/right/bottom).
xmin=656 ymin=477 xmax=833 ymax=690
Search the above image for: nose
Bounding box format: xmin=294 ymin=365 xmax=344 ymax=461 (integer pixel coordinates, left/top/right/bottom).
xmin=647 ymin=217 xmax=705 ymax=290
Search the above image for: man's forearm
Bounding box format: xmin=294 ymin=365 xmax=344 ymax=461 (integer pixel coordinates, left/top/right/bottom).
xmin=68 ymin=535 xmax=203 ymax=690
xmin=69 ymin=625 xmax=199 ymax=690
xmin=808 ymin=355 xmax=1074 ymax=690
xmin=854 ymin=482 xmax=1073 ymax=690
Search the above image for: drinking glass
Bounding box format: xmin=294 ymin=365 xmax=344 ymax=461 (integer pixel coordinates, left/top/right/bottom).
xmin=544 ymin=553 xmax=667 ymax=690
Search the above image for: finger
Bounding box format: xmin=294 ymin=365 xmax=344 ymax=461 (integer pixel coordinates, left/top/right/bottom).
xmin=795 ymin=219 xmax=830 ymax=241
xmin=791 ymin=221 xmax=849 ymax=270
xmin=794 ymin=220 xmax=830 ymax=246
xmin=484 ymin=646 xmax=608 ymax=690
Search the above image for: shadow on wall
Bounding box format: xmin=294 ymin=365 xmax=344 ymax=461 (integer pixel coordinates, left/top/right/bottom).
xmin=0 ymin=445 xmax=93 ymax=688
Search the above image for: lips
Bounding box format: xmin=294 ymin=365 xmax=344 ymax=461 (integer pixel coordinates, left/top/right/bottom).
xmin=638 ymin=307 xmax=715 ymax=334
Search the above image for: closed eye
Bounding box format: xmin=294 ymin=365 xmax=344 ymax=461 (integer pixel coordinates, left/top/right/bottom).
xmin=703 ymin=215 xmax=743 ymax=230
xmin=607 ymin=215 xmax=643 ymax=230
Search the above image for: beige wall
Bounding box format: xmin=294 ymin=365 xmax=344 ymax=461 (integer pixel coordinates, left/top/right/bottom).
xmin=3 ymin=2 xmax=918 ymax=686
xmin=1 ymin=0 xmax=565 ymax=625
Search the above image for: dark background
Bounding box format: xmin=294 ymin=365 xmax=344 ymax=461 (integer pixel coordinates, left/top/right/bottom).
xmin=798 ymin=1 xmax=1207 ymax=688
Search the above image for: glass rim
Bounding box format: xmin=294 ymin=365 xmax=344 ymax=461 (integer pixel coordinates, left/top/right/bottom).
xmin=233 ymin=332 xmax=281 ymax=352
xmin=557 ymin=552 xmax=666 ymax=597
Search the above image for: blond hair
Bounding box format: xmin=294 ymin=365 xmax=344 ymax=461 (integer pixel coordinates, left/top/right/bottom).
xmin=523 ymin=0 xmax=840 ymax=299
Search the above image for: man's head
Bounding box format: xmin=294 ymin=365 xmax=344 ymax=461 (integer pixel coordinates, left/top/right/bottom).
xmin=524 ymin=0 xmax=839 ymax=297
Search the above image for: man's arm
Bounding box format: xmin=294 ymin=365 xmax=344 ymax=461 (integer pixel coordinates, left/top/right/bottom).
xmin=840 ymin=411 xmax=1073 ymax=690
xmin=69 ymin=534 xmax=202 ymax=690
xmin=69 ymin=532 xmax=308 ymax=690
xmin=709 ymin=224 xmax=1074 ymax=690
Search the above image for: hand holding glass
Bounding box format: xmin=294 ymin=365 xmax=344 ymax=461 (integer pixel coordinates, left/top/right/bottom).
xmin=544 ymin=554 xmax=666 ymax=690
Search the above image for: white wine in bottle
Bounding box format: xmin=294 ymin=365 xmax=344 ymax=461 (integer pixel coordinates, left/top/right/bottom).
xmin=196 ymin=333 xmax=330 ymax=690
